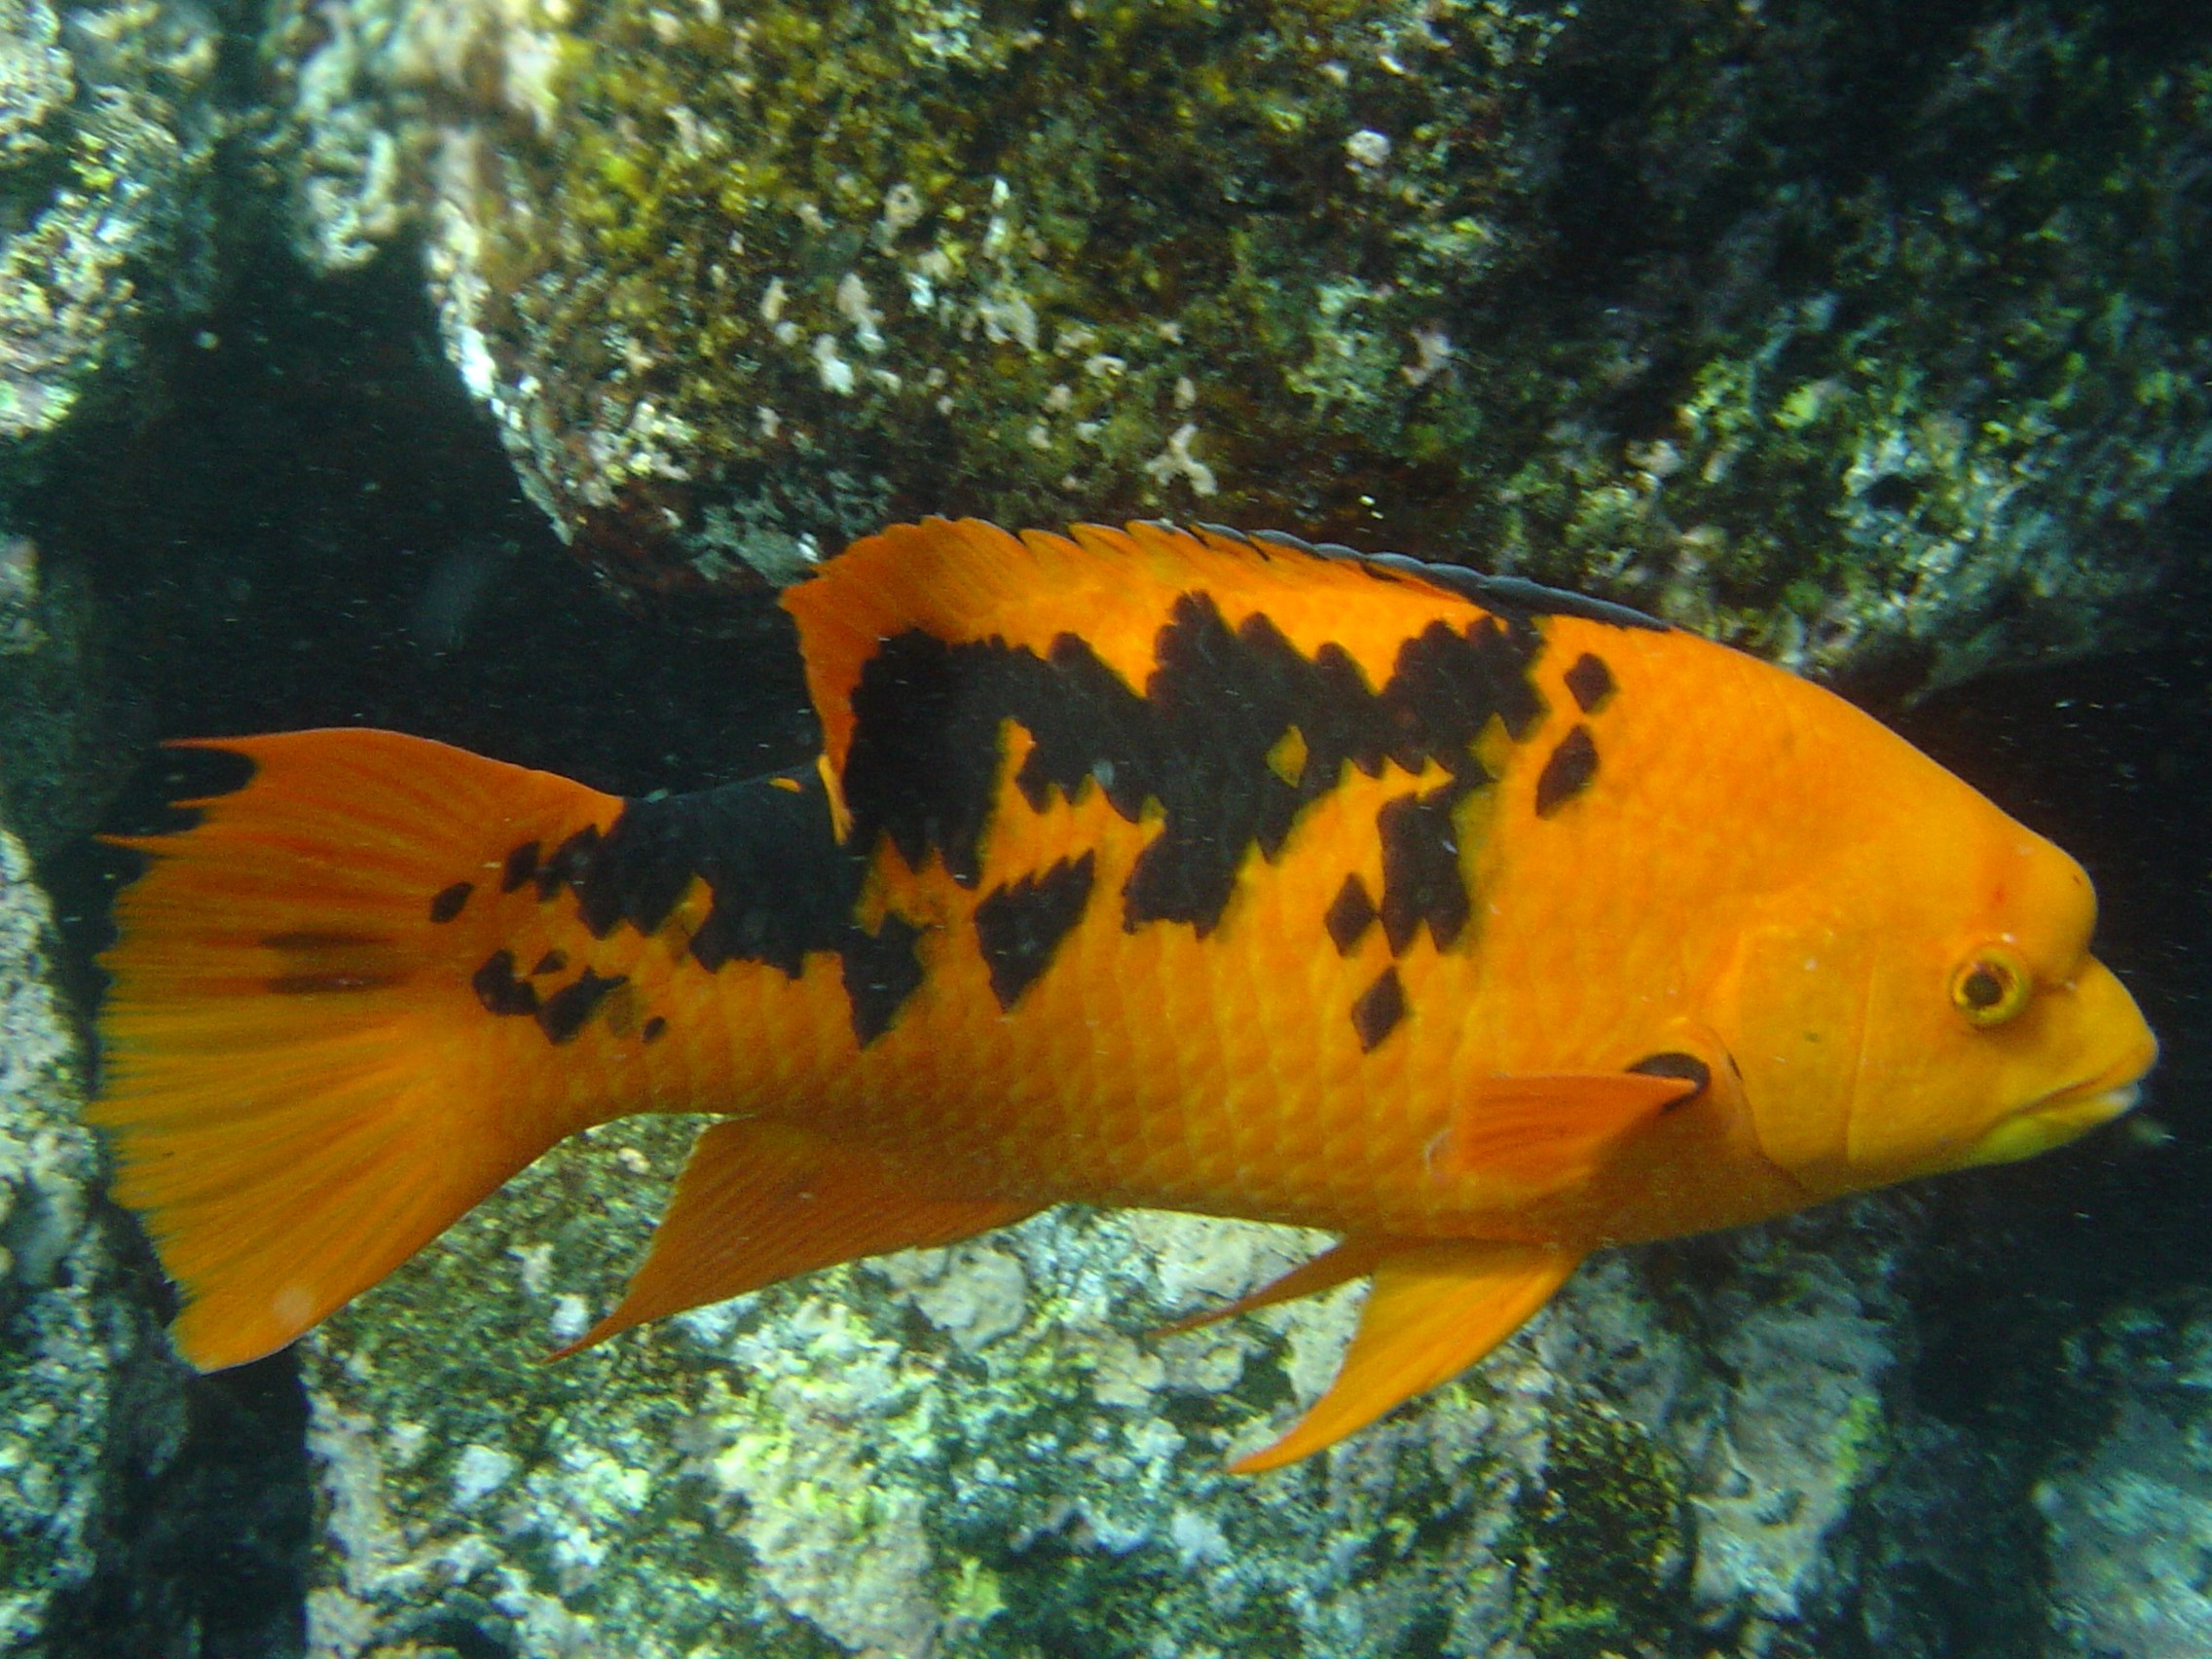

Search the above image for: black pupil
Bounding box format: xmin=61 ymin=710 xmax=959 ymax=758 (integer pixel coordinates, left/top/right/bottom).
xmin=1963 ymin=967 xmax=2006 ymax=1009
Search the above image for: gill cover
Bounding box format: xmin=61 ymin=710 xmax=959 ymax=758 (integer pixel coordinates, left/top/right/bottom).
xmin=1712 ymin=904 xmax=1874 ymax=1198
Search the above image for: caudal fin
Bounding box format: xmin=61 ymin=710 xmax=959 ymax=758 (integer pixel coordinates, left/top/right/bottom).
xmin=95 ymin=729 xmax=635 ymax=1369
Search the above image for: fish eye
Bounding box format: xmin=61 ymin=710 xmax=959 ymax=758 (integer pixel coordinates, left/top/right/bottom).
xmin=1950 ymin=947 xmax=2033 ymax=1027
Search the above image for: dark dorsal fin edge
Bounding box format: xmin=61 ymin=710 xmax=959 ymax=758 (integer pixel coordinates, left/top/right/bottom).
xmin=1235 ymin=525 xmax=1668 ymax=633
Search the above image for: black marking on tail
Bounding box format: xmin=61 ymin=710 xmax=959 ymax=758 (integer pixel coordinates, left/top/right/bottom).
xmin=538 ymin=969 xmax=626 ymax=1044
xmin=264 ymin=931 xmax=405 ymax=995
xmin=537 ymin=828 xmax=603 ymax=902
xmin=472 ymin=950 xmax=540 ymax=1016
xmin=522 ymin=766 xmax=927 ymax=1046
xmin=501 ymin=842 xmax=540 ymax=893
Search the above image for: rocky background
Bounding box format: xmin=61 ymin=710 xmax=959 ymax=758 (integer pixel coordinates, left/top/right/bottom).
xmin=1 ymin=2 xmax=2210 ymax=1656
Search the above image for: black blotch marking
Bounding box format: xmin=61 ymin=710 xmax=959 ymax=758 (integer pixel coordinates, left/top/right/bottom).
xmin=1565 ymin=653 xmax=1616 ymax=715
xmin=1324 ymin=873 xmax=1377 ymax=955
xmin=1534 ymin=725 xmax=1599 ymax=818
xmin=529 ymin=766 xmax=925 ymax=1046
xmin=263 ymin=930 xmax=382 ymax=951
xmin=1351 ymin=966 xmax=1407 ymax=1052
xmin=538 ymin=968 xmax=626 ymax=1044
xmin=1377 ymin=785 xmax=1470 ymax=954
xmin=842 ymin=914 xmax=926 ymax=1045
xmin=471 ymin=949 xmax=540 ymax=1016
xmin=974 ymin=853 xmax=1097 ymax=1011
xmin=568 ymin=772 xmax=853 ymax=973
xmin=641 ymin=1014 xmax=667 ymax=1044
xmin=531 ymin=949 xmax=568 ymax=977
xmin=428 ymin=881 xmax=472 ymax=924
xmin=1628 ymin=1051 xmax=1711 ymax=1107
xmin=263 ymin=929 xmax=404 ymax=994
xmin=500 ymin=841 xmax=539 ymax=894
xmin=536 ymin=826 xmax=603 ymax=902
xmin=841 ymin=592 xmax=1546 ymax=940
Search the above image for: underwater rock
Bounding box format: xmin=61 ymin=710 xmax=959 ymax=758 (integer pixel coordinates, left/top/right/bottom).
xmin=0 ymin=0 xmax=223 ymax=477
xmin=0 ymin=823 xmax=203 ymax=1654
xmin=2032 ymin=1291 xmax=2212 ymax=1659
xmin=0 ymin=817 xmax=310 ymax=1657
xmin=263 ymin=0 xmax=2212 ymax=687
xmin=0 ymin=820 xmax=112 ymax=1649
xmin=0 ymin=536 xmax=140 ymax=861
xmin=298 ymin=1116 xmax=1915 ymax=1657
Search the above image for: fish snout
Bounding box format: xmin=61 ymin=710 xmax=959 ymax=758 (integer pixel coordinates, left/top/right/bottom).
xmin=1960 ymin=955 xmax=2157 ymax=1169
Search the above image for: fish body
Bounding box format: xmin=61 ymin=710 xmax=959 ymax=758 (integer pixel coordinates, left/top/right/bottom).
xmin=95 ymin=520 xmax=2156 ymax=1469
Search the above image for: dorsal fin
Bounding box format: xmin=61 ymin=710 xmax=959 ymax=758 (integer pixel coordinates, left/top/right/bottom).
xmin=781 ymin=518 xmax=1665 ymax=782
xmin=784 ymin=519 xmax=1295 ymax=778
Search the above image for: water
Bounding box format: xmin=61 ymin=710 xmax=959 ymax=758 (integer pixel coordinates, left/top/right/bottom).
xmin=7 ymin=5 xmax=2212 ymax=1656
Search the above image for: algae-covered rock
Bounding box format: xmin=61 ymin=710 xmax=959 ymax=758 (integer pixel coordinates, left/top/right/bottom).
xmin=0 ymin=821 xmax=248 ymax=1656
xmin=299 ymin=1114 xmax=1914 ymax=1658
xmin=0 ymin=0 xmax=224 ymax=473
xmin=2031 ymin=1290 xmax=2212 ymax=1659
xmin=266 ymin=0 xmax=2212 ymax=687
xmin=0 ymin=821 xmax=114 ymax=1650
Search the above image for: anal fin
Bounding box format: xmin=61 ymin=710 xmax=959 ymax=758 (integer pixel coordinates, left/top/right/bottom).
xmin=1156 ymin=1236 xmax=1390 ymax=1337
xmin=559 ymin=1119 xmax=1033 ymax=1354
xmin=1230 ymin=1239 xmax=1581 ymax=1474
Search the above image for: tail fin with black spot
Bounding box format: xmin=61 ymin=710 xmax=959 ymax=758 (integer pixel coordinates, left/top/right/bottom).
xmin=94 ymin=729 xmax=636 ymax=1369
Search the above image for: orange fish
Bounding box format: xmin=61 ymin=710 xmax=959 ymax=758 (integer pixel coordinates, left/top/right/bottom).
xmin=94 ymin=519 xmax=2157 ymax=1470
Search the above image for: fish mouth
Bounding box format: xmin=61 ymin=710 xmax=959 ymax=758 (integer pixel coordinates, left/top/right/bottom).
xmin=1960 ymin=1074 xmax=2146 ymax=1169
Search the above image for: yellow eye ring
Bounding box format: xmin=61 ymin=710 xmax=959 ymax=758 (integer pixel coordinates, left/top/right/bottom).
xmin=1951 ymin=947 xmax=2033 ymax=1027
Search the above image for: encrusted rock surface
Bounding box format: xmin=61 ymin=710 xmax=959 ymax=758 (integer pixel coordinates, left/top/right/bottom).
xmin=0 ymin=535 xmax=138 ymax=861
xmin=0 ymin=0 xmax=225 ymax=472
xmin=2033 ymin=1290 xmax=2212 ymax=1659
xmin=0 ymin=811 xmax=308 ymax=1658
xmin=0 ymin=821 xmax=113 ymax=1650
xmin=300 ymin=1114 xmax=1914 ymax=1658
xmin=0 ymin=820 xmax=258 ymax=1658
xmin=266 ymin=0 xmax=2212 ymax=687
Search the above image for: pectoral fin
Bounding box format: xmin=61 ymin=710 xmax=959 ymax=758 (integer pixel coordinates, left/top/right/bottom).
xmin=1230 ymin=1239 xmax=1581 ymax=1473
xmin=1436 ymin=1072 xmax=1697 ymax=1199
xmin=557 ymin=1119 xmax=1032 ymax=1355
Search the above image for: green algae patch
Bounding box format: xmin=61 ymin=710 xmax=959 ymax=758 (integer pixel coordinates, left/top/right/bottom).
xmin=495 ymin=0 xmax=1576 ymax=591
xmin=1505 ymin=1400 xmax=1690 ymax=1659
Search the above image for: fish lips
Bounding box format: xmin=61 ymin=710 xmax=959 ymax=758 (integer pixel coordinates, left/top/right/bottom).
xmin=1958 ymin=1069 xmax=2150 ymax=1170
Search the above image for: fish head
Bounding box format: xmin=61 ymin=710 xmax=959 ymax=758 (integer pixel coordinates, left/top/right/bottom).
xmin=1714 ymin=785 xmax=2157 ymax=1203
